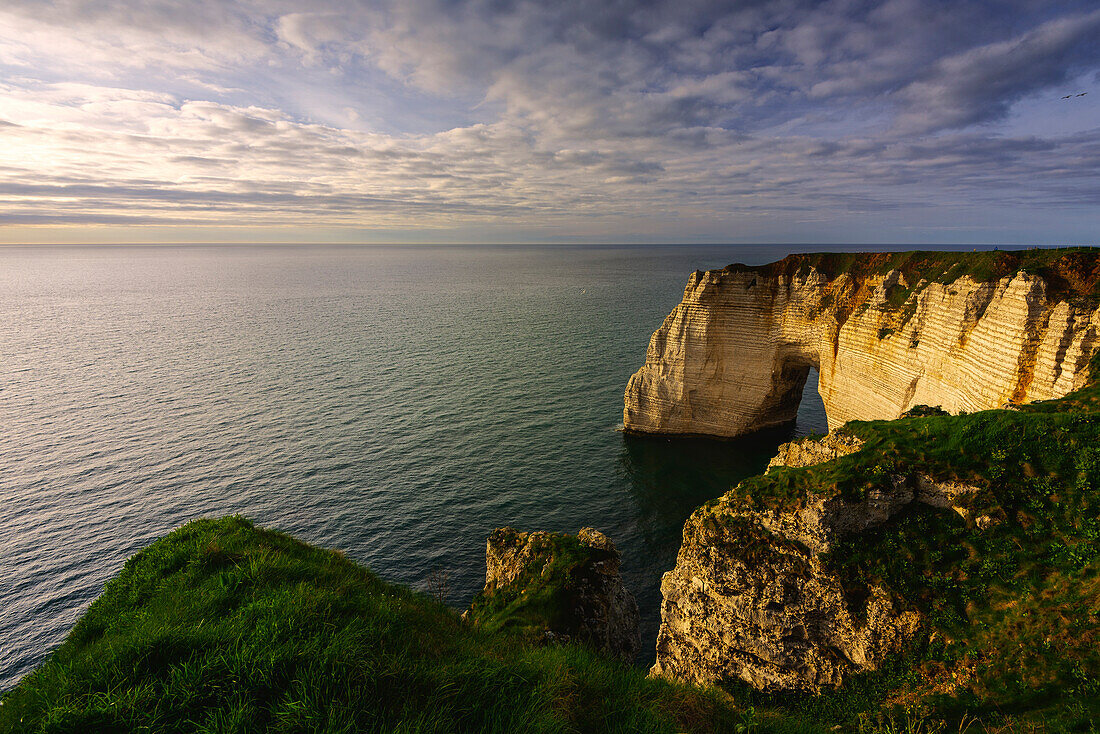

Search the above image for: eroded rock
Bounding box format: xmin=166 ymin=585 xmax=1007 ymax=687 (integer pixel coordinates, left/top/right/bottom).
xmin=650 ymin=513 xmax=920 ymax=691
xmin=767 ymin=432 xmax=865 ymax=473
xmin=467 ymin=527 xmax=641 ymax=661
xmin=650 ymin=440 xmax=982 ymax=692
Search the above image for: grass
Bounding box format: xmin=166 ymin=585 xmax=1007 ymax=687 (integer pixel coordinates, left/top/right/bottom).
xmin=724 ymin=248 xmax=1100 ymax=302
xmin=0 ymin=517 xmax=749 ymax=734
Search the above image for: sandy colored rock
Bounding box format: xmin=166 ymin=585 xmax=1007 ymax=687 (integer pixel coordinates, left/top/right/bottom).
xmin=767 ymin=432 xmax=865 ymax=473
xmin=624 ymin=263 xmax=1100 ymax=438
xmin=650 ymin=437 xmax=982 ymax=691
xmin=650 ymin=511 xmax=921 ymax=691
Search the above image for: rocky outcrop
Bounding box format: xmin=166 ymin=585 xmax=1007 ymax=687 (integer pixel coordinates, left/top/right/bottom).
xmin=766 ymin=432 xmax=864 ymax=473
xmin=625 ymin=252 xmax=1100 ymax=438
xmin=466 ymin=527 xmax=640 ymax=661
xmin=650 ymin=434 xmax=981 ymax=691
xmin=651 ymin=513 xmax=921 ymax=691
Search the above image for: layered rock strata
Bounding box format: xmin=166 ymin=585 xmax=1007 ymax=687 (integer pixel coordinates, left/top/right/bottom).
xmin=650 ymin=433 xmax=980 ymax=691
xmin=625 ymin=254 xmax=1100 ymax=438
xmin=467 ymin=527 xmax=641 ymax=661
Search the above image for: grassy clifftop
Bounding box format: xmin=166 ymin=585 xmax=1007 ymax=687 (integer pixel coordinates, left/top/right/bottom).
xmin=722 ymin=247 xmax=1100 ymax=303
xmin=0 ymin=517 xmax=742 ymax=734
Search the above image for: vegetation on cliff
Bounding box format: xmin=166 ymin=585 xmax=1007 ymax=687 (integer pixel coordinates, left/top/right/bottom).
xmin=466 ymin=527 xmax=640 ymax=661
xmin=466 ymin=527 xmax=603 ymax=636
xmin=698 ymin=354 xmax=1100 ymax=731
xmin=726 ymin=247 xmax=1100 ymax=304
xmin=0 ymin=517 xmax=740 ymax=734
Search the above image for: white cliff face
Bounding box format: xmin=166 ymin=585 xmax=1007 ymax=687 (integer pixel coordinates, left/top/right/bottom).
xmin=640 ymin=255 xmax=1100 ymax=693
xmin=624 ymin=265 xmax=1100 ymax=437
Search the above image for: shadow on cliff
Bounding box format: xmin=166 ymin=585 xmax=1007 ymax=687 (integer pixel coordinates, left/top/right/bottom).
xmin=617 ymin=425 xmax=805 ymax=662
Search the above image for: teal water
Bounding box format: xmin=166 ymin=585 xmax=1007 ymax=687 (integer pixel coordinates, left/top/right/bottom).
xmin=0 ymin=244 xmax=830 ymax=689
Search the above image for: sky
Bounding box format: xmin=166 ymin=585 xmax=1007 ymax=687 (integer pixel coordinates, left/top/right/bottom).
xmin=0 ymin=0 xmax=1098 ymax=245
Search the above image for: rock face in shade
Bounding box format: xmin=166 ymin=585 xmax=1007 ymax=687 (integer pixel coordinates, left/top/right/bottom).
xmin=624 ymin=252 xmax=1100 ymax=438
xmin=467 ymin=527 xmax=641 ymax=661
xmin=650 ymin=433 xmax=980 ymax=692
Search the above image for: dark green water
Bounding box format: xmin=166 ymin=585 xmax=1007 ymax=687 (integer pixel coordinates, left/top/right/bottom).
xmin=0 ymin=244 xmax=830 ymax=687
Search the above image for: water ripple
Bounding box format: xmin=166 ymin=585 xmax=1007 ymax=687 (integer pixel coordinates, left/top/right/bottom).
xmin=0 ymin=244 xmax=828 ymax=691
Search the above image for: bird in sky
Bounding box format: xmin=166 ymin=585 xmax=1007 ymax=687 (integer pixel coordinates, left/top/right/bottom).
xmin=1062 ymin=94 xmax=1073 ymax=98
xmin=1077 ymin=92 xmax=1087 ymax=97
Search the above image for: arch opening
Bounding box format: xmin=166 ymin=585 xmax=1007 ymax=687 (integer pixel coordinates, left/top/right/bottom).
xmin=754 ymin=355 xmax=829 ymax=435
xmin=795 ymin=367 xmax=829 ymax=436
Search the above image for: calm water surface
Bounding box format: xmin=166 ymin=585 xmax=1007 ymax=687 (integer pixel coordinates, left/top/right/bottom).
xmin=0 ymin=244 xmax=831 ymax=689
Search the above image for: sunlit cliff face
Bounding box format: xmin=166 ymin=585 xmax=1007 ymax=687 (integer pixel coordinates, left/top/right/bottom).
xmin=624 ymin=262 xmax=1100 ymax=438
xmin=1 ymin=1 xmax=1099 ymax=244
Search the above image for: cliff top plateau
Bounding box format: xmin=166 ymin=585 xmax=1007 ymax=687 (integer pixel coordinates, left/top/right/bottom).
xmin=722 ymin=248 xmax=1100 ymax=304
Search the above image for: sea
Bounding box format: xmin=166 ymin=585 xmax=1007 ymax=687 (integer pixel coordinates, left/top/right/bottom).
xmin=0 ymin=243 xmax=840 ymax=690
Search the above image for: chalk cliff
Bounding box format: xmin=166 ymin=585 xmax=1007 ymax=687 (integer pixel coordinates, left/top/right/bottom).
xmin=638 ymin=250 xmax=1100 ymax=693
xmin=624 ymin=251 xmax=1100 ymax=437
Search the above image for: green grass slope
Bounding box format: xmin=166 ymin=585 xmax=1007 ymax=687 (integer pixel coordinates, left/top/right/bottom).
xmin=0 ymin=517 xmax=746 ymax=734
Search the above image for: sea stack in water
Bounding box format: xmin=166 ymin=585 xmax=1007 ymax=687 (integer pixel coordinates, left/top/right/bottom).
xmin=465 ymin=527 xmax=641 ymax=661
xmin=624 ymin=251 xmax=1100 ymax=438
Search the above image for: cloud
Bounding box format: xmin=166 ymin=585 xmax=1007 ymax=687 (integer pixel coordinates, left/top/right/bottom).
xmin=894 ymin=7 xmax=1100 ymax=133
xmin=0 ymin=0 xmax=1097 ymax=241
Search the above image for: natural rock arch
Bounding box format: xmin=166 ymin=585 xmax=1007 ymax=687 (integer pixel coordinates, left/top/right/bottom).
xmin=624 ymin=261 xmax=1099 ymax=438
xmin=753 ymin=354 xmax=821 ymax=432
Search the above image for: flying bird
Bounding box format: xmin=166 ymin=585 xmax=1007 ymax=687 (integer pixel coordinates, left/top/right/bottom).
xmin=1062 ymin=95 xmax=1073 ymax=99
xmin=1077 ymin=92 xmax=1088 ymax=97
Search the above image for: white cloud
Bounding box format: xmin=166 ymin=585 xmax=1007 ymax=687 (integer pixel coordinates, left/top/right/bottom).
xmin=0 ymin=0 xmax=1097 ymax=241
